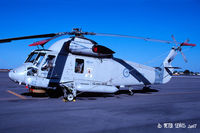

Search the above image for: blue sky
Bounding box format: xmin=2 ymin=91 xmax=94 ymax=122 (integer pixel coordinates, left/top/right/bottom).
xmin=0 ymin=0 xmax=200 ymax=72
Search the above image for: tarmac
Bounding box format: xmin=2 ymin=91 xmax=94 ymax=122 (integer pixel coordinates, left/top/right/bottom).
xmin=0 ymin=72 xmax=200 ymax=133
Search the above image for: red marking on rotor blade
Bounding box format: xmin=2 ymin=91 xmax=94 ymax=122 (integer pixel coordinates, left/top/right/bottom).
xmin=29 ymin=39 xmax=50 ymax=46
xmin=181 ymin=42 xmax=196 ymax=47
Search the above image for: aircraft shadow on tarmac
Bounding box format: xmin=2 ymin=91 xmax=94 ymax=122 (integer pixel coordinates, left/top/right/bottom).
xmin=21 ymin=88 xmax=159 ymax=100
xmin=21 ymin=92 xmax=48 ymax=97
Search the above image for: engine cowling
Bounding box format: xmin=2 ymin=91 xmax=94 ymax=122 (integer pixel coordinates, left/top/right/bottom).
xmin=69 ymin=37 xmax=115 ymax=57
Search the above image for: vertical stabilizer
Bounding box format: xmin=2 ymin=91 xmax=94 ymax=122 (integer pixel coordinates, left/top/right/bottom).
xmin=161 ymin=47 xmax=177 ymax=83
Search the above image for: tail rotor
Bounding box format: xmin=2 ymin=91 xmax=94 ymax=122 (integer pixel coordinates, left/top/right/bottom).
xmin=171 ymin=35 xmax=196 ymax=63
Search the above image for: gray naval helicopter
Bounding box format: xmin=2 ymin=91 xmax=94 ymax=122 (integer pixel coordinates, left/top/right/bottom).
xmin=0 ymin=28 xmax=196 ymax=101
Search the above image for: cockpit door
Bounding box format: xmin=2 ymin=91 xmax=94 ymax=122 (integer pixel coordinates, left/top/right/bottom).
xmin=38 ymin=55 xmax=56 ymax=78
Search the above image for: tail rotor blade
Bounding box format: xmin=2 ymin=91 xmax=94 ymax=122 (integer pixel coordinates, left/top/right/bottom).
xmin=171 ymin=35 xmax=179 ymax=46
xmin=180 ymin=51 xmax=188 ymax=63
xmin=184 ymin=38 xmax=190 ymax=43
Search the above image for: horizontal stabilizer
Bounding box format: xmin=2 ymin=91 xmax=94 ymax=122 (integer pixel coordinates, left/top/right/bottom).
xmin=164 ymin=67 xmax=181 ymax=69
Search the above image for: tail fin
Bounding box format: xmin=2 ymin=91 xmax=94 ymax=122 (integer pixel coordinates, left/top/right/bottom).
xmin=154 ymin=36 xmax=196 ymax=84
xmin=160 ymin=41 xmax=195 ymax=83
xmin=161 ymin=47 xmax=177 ymax=83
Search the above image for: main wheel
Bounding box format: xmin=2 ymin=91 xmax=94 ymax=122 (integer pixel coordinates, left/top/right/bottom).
xmin=66 ymin=93 xmax=74 ymax=102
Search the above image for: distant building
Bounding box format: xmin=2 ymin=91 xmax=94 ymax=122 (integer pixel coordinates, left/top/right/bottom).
xmin=173 ymin=70 xmax=200 ymax=76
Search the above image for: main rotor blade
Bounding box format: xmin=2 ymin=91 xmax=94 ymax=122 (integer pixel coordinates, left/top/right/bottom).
xmin=95 ymin=33 xmax=175 ymax=44
xmin=0 ymin=33 xmax=59 ymax=43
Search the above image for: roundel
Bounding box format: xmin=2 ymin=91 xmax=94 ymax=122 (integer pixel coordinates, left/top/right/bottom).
xmin=123 ymin=68 xmax=130 ymax=77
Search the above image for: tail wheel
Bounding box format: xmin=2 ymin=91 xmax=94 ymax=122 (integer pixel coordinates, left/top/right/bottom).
xmin=129 ymin=90 xmax=134 ymax=96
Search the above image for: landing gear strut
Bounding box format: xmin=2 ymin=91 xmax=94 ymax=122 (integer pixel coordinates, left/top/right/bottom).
xmin=128 ymin=87 xmax=134 ymax=96
xmin=62 ymin=86 xmax=77 ymax=102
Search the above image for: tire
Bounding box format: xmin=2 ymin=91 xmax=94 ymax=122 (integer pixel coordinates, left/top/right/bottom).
xmin=67 ymin=93 xmax=74 ymax=102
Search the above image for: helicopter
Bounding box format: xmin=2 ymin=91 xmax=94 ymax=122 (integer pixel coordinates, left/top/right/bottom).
xmin=0 ymin=28 xmax=196 ymax=101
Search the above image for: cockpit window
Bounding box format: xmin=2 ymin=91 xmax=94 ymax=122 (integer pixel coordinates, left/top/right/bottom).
xmin=41 ymin=55 xmax=55 ymax=71
xmin=34 ymin=53 xmax=46 ymax=66
xmin=25 ymin=52 xmax=38 ymax=63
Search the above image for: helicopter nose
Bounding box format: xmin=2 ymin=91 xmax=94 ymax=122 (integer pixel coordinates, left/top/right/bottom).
xmin=8 ymin=70 xmax=14 ymax=81
xmin=8 ymin=67 xmax=27 ymax=85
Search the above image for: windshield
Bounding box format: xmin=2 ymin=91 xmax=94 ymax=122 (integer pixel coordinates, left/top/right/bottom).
xmin=25 ymin=52 xmax=38 ymax=63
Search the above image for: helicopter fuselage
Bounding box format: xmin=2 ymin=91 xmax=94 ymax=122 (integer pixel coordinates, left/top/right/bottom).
xmin=3 ymin=28 xmax=195 ymax=101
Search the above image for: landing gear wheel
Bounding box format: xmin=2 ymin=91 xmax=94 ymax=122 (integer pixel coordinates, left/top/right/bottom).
xmin=67 ymin=93 xmax=74 ymax=102
xmin=62 ymin=86 xmax=77 ymax=102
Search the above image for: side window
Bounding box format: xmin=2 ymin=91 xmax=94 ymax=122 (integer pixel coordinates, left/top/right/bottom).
xmin=41 ymin=55 xmax=56 ymax=71
xmin=35 ymin=53 xmax=46 ymax=66
xmin=75 ymin=59 xmax=84 ymax=73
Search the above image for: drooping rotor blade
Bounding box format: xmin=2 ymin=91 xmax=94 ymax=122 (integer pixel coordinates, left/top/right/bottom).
xmin=0 ymin=32 xmax=67 ymax=43
xmin=0 ymin=27 xmax=197 ymax=48
xmin=95 ymin=33 xmax=174 ymax=44
xmin=95 ymin=33 xmax=197 ymax=47
xmin=180 ymin=50 xmax=188 ymax=63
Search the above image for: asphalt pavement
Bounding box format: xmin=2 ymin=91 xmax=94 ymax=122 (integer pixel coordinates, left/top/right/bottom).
xmin=0 ymin=72 xmax=200 ymax=133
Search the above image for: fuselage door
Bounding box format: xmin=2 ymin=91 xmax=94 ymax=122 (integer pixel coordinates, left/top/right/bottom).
xmin=38 ymin=55 xmax=56 ymax=78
